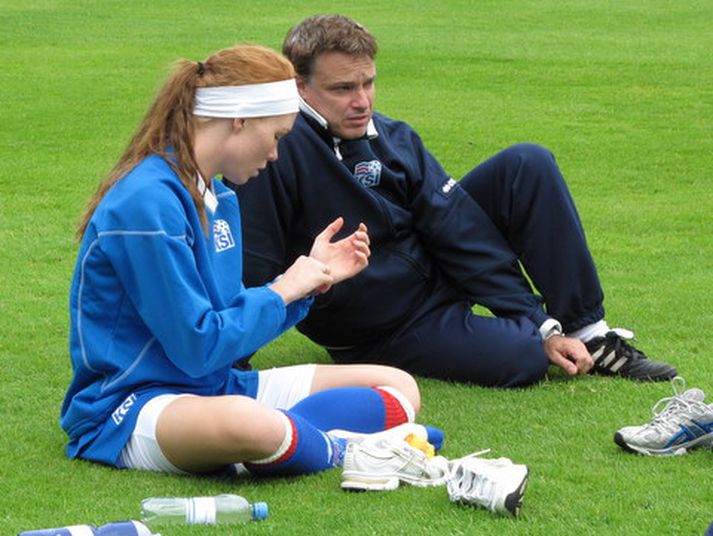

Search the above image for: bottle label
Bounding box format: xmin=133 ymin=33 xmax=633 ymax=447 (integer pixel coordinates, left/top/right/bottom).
xmin=186 ymin=497 xmax=217 ymax=524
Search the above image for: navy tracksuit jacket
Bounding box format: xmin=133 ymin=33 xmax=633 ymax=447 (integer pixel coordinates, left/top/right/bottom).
xmin=232 ymin=111 xmax=604 ymax=386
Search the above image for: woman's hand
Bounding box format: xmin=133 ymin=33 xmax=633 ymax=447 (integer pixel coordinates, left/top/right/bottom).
xmin=268 ymin=256 xmax=333 ymax=305
xmin=309 ymin=217 xmax=370 ymax=293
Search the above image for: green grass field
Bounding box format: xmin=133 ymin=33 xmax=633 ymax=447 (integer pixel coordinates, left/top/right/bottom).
xmin=2 ymin=1 xmax=712 ymax=534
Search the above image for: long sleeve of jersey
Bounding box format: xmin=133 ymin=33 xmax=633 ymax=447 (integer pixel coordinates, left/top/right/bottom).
xmin=90 ymin=177 xmax=308 ymax=379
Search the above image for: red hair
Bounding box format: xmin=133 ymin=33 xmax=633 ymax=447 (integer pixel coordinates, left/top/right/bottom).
xmin=77 ymin=44 xmax=295 ymax=238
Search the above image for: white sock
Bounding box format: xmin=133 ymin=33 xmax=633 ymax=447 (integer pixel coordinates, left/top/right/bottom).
xmin=249 ymin=411 xmax=293 ymax=465
xmin=567 ymin=320 xmax=610 ymax=343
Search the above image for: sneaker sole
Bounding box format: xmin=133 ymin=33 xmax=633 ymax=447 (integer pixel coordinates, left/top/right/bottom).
xmin=503 ymin=468 xmax=529 ymax=517
xmin=627 ymin=369 xmax=679 ymax=382
xmin=592 ymin=366 xmax=678 ymax=382
xmin=341 ymin=475 xmax=400 ymax=491
xmin=614 ymin=431 xmax=713 ymax=456
xmin=341 ymin=472 xmax=447 ymax=491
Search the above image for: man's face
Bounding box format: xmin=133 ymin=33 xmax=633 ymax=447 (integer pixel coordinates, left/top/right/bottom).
xmin=297 ymin=51 xmax=376 ymax=140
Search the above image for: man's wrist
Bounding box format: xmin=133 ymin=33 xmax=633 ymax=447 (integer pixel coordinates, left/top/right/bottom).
xmin=540 ymin=318 xmax=563 ymax=340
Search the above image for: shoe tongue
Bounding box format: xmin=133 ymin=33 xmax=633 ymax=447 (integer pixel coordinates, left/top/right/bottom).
xmin=682 ymin=388 xmax=706 ymax=402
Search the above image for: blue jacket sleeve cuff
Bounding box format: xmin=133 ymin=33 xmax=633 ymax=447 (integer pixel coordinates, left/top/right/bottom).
xmin=284 ymin=296 xmax=314 ymax=328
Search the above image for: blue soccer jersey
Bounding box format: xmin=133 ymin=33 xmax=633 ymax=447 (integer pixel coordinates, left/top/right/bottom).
xmin=61 ymin=154 xmax=312 ymax=466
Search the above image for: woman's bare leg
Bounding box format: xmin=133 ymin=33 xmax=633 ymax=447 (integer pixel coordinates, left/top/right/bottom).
xmin=310 ymin=364 xmax=420 ymax=414
xmin=155 ymin=394 xmax=284 ymax=473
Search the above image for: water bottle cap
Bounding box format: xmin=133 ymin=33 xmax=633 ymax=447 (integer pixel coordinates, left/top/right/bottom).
xmin=252 ymin=502 xmax=269 ymax=520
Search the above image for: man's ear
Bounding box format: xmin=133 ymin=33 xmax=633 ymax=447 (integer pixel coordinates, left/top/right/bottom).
xmin=295 ymin=75 xmax=308 ymax=96
xmin=232 ymin=118 xmax=246 ymax=132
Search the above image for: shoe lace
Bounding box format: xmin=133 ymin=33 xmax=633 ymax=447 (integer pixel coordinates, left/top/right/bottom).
xmin=452 ymin=448 xmax=492 ymax=462
xmin=606 ymin=328 xmax=646 ymax=361
xmin=447 ymin=450 xmax=499 ymax=508
xmin=647 ymin=376 xmax=706 ymax=433
xmin=466 ymin=473 xmax=499 ymax=510
xmin=396 ymin=442 xmax=448 ymax=481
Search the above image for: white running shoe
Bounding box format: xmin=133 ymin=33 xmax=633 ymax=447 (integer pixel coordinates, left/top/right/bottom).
xmin=614 ymin=376 xmax=713 ymax=456
xmin=341 ymin=438 xmax=450 ymax=491
xmin=446 ymin=455 xmax=529 ymax=517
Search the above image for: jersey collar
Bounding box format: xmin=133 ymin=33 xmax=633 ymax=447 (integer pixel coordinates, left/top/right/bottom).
xmin=196 ymin=174 xmax=218 ymax=214
xmin=299 ymin=97 xmax=378 ymax=140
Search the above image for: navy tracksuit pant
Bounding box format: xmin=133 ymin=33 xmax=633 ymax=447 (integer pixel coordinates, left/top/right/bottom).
xmin=330 ymin=143 xmax=605 ymax=387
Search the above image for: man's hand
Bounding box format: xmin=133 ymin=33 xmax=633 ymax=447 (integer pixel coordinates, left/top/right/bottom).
xmin=543 ymin=335 xmax=593 ymax=376
xmin=309 ymin=217 xmax=370 ymax=293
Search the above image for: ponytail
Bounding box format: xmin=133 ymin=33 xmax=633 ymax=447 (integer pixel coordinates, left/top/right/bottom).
xmin=77 ymin=45 xmax=295 ymax=239
xmin=77 ymin=60 xmax=205 ymax=238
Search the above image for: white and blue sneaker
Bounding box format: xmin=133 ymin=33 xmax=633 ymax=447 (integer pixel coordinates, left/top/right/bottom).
xmin=614 ymin=376 xmax=713 ymax=456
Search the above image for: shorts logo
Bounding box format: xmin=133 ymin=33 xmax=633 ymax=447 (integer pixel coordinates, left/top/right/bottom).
xmin=439 ymin=177 xmax=458 ymax=198
xmin=213 ymin=219 xmax=235 ymax=252
xmin=353 ymin=160 xmax=382 ymax=188
xmin=112 ymin=393 xmax=137 ymax=425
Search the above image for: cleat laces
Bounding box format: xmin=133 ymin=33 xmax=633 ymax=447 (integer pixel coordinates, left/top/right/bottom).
xmin=608 ymin=329 xmax=645 ymax=362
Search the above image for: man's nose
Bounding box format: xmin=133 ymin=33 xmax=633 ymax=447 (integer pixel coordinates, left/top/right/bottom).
xmin=351 ymin=87 xmax=370 ymax=110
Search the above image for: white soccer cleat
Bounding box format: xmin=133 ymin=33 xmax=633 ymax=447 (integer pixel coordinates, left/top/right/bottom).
xmin=341 ymin=438 xmax=449 ymax=491
xmin=446 ymin=455 xmax=529 ymax=517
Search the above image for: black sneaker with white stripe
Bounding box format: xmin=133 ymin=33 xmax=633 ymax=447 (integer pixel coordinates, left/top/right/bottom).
xmin=585 ymin=330 xmax=677 ymax=381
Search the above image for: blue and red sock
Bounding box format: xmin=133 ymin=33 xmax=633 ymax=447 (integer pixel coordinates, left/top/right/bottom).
xmin=246 ymin=386 xmax=417 ymax=477
xmin=288 ymin=385 xmax=413 ymax=432
xmin=245 ymin=410 xmax=347 ymax=476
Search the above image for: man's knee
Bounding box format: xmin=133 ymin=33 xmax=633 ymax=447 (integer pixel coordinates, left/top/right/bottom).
xmin=505 ymin=143 xmax=559 ymax=179
xmin=461 ymin=142 xmax=564 ymax=208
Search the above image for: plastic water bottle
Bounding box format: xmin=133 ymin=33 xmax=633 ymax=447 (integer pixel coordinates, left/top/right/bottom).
xmin=140 ymin=494 xmax=268 ymax=526
xmin=18 ymin=520 xmax=157 ymax=536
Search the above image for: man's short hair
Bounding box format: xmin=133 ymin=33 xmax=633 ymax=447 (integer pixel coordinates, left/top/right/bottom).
xmin=282 ymin=14 xmax=378 ymax=79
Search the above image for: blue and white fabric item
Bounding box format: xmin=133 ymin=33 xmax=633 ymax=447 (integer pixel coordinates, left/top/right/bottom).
xmin=61 ymin=154 xmax=312 ymax=466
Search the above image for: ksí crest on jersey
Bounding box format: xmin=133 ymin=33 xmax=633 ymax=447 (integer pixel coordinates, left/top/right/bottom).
xmin=213 ymin=219 xmax=235 ymax=252
xmin=353 ymin=160 xmax=382 ymax=188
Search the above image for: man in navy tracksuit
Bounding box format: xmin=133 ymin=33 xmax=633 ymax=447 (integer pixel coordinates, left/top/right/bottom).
xmin=232 ymin=14 xmax=676 ymax=387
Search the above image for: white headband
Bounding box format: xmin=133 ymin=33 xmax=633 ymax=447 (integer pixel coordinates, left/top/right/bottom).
xmin=193 ymin=79 xmax=299 ymax=118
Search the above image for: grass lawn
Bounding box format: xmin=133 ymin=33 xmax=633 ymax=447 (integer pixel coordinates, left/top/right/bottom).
xmin=2 ymin=1 xmax=711 ymax=534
